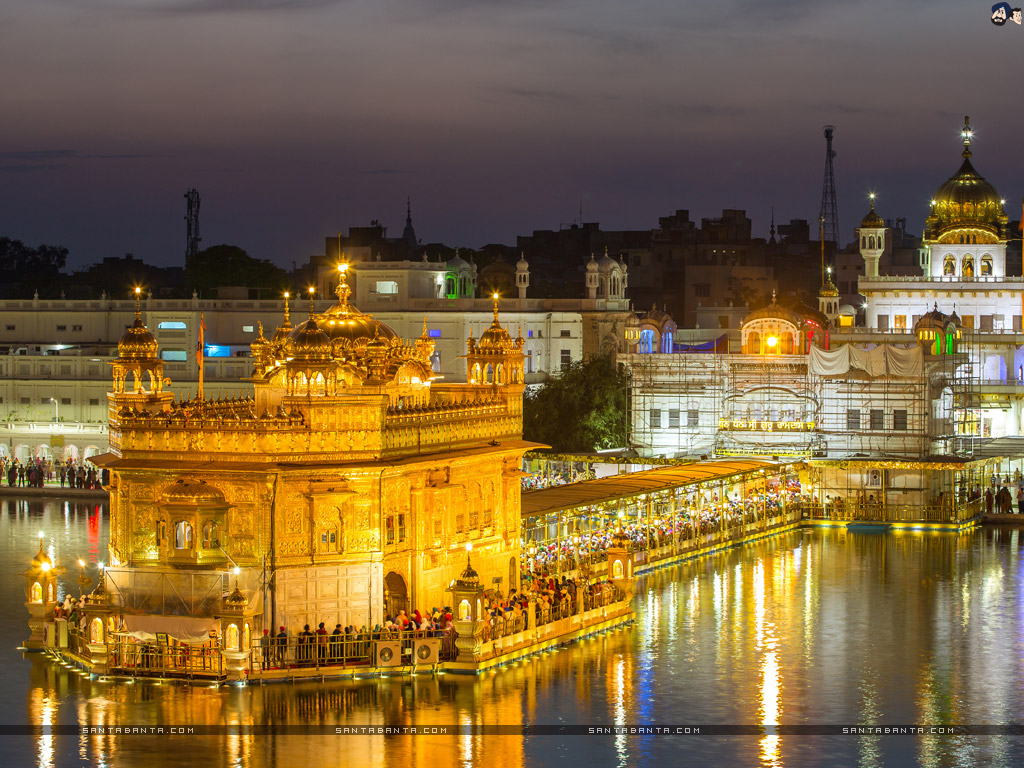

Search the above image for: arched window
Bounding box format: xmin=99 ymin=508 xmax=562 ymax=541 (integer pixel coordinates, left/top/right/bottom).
xmin=459 ymin=599 xmax=472 ymax=621
xmin=243 ymin=623 xmax=251 ymax=651
xmin=962 ymin=256 xmax=974 ymax=278
xmin=47 ymin=583 xmax=54 ymax=603
xmin=202 ymin=521 xmax=218 ymax=549
xmin=981 ymin=256 xmax=993 ymax=276
xmin=31 ymin=582 xmax=42 ymax=603
xmin=748 ymin=331 xmax=761 ymax=354
xmin=90 ymin=617 xmax=104 ymax=644
xmin=174 ymin=521 xmax=193 ymax=550
xmin=781 ymin=334 xmax=793 ymax=354
xmin=861 ymin=235 xmax=866 ymax=248
xmin=226 ymin=623 xmax=239 ymax=651
xmin=943 ymin=255 xmax=955 ymax=275
xmin=869 ymin=235 xmax=875 ymax=249
xmin=639 ymin=328 xmax=655 ymax=354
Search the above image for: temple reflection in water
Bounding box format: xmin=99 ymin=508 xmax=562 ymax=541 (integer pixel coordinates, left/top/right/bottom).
xmin=22 ymin=519 xmax=1024 ymax=768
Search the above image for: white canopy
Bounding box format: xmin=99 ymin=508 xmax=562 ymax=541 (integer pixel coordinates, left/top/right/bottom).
xmin=809 ymin=344 xmax=922 ymax=378
xmin=120 ymin=614 xmax=218 ymax=645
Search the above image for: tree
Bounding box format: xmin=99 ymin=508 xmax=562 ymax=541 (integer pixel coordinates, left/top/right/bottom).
xmin=523 ymin=353 xmax=629 ymax=452
xmin=0 ymin=238 xmax=68 ymax=296
xmin=185 ymin=245 xmax=288 ymax=295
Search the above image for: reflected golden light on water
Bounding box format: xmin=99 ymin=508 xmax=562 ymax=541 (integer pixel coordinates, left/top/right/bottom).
xmin=753 ymin=560 xmax=765 ymax=647
xmin=755 ymin=553 xmax=782 ymax=768
xmin=24 ymin=527 xmax=1024 ymax=768
xmin=612 ymin=653 xmax=627 ymax=764
xmin=31 ymin=689 xmax=54 ymax=768
xmin=759 ymin=649 xmax=781 ymax=767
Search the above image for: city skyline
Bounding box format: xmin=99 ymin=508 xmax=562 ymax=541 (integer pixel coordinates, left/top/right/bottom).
xmin=1 ymin=0 xmax=1019 ymax=269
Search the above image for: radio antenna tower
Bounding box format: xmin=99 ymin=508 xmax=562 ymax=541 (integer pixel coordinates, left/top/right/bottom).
xmin=185 ymin=188 xmax=202 ymax=263
xmin=819 ymin=126 xmax=839 ymax=244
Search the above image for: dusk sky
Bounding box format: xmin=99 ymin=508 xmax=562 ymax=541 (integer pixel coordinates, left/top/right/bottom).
xmin=2 ymin=0 xmax=1021 ymax=270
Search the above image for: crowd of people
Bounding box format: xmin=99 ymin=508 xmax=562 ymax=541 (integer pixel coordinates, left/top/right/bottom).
xmin=1 ymin=457 xmax=102 ymax=489
xmin=253 ymin=575 xmax=624 ymax=671
xmin=523 ymin=484 xmax=801 ymax=573
xmin=521 ymin=468 xmax=594 ymax=491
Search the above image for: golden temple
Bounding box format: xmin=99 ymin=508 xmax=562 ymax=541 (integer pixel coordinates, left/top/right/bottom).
xmin=96 ymin=264 xmax=537 ymax=638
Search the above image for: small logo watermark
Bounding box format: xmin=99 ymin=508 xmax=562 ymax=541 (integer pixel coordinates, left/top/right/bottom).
xmin=992 ymin=2 xmax=1023 ymax=25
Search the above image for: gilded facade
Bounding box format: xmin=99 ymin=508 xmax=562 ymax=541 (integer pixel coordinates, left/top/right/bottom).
xmin=96 ymin=266 xmax=535 ymax=634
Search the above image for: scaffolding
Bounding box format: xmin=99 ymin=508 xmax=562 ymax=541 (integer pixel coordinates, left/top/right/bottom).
xmin=625 ymin=331 xmax=986 ymax=519
xmin=627 ymin=347 xmax=726 ymax=459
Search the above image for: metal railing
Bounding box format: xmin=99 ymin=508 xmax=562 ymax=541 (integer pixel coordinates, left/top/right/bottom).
xmin=250 ymin=630 xmax=458 ymax=673
xmin=108 ymin=638 xmax=224 ymax=678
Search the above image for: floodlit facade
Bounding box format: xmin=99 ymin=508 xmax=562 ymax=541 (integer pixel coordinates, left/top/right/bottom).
xmin=93 ymin=270 xmax=536 ymax=640
xmin=624 ymin=118 xmax=1021 ymax=514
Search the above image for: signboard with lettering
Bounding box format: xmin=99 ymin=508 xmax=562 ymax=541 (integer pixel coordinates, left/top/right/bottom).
xmin=718 ymin=419 xmax=816 ymax=432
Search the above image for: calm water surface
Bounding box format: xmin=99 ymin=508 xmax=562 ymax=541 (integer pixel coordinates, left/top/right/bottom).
xmin=4 ymin=498 xmax=1024 ymax=767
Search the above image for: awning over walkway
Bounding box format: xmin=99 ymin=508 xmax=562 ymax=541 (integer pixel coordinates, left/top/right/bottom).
xmin=968 ymin=437 xmax=1024 ymax=461
xmin=521 ymin=459 xmax=793 ymax=517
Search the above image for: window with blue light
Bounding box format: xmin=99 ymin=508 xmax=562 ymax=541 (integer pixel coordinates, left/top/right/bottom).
xmin=428 ymin=329 xmax=441 ymax=338
xmin=157 ymin=321 xmax=187 ymax=330
xmin=204 ymin=345 xmax=230 ymax=358
xmin=527 ymin=330 xmax=533 ymax=338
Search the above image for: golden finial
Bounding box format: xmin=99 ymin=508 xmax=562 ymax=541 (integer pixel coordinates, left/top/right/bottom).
xmin=282 ymin=291 xmax=292 ymax=329
xmin=133 ymin=286 xmax=142 ymax=318
xmin=335 ymin=262 xmax=352 ymax=312
xmin=307 ymin=286 xmax=316 ymax=318
xmin=492 ymin=293 xmax=500 ymax=324
xmin=961 ymin=115 xmax=973 ymax=158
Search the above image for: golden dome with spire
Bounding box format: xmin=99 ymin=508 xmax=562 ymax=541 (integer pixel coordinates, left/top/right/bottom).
xmin=289 ymin=317 xmax=332 ymax=360
xmin=924 ymin=116 xmax=1008 ymax=244
xmin=271 ymin=291 xmax=293 ymax=346
xmin=304 ymin=263 xmax=400 ymax=346
xmin=475 ymin=295 xmax=518 ymax=353
xmin=860 ymin=196 xmax=885 ymax=229
xmin=250 ymin=321 xmax=271 ymax=360
xmin=118 ymin=290 xmax=159 ymax=360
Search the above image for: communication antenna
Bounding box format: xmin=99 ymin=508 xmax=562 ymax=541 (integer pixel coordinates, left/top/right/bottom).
xmin=819 ymin=126 xmax=839 ymax=244
xmin=185 ymin=188 xmax=202 ymax=263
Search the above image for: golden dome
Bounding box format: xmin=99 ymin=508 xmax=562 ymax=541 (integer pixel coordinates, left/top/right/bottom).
xmin=30 ymin=540 xmax=53 ymax=569
xmin=925 ymin=117 xmax=1007 ymax=243
xmin=914 ymin=304 xmax=960 ymax=334
xmin=118 ymin=316 xmax=159 ymax=360
xmin=163 ymin=478 xmax=228 ymax=506
xmin=819 ymin=277 xmax=839 ymax=298
xmin=315 ymin=270 xmax=400 ymax=345
xmin=860 ymin=198 xmax=885 ymax=229
xmin=289 ymin=318 xmax=332 ymax=360
xmin=225 ymin=584 xmax=249 ymax=608
xmin=476 ymin=319 xmax=516 ymax=353
xmin=250 ymin=321 xmax=271 ymax=360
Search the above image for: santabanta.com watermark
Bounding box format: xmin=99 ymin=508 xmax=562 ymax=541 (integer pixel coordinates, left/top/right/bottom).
xmin=0 ymin=724 xmax=1019 ymax=737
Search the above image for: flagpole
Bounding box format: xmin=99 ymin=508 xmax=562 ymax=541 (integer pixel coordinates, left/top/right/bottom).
xmin=196 ymin=312 xmax=206 ymax=401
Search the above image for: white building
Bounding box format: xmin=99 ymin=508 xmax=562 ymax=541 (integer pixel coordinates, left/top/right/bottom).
xmin=622 ymin=118 xmax=1022 ymax=515
xmin=1 ymin=253 xmax=635 ymax=461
